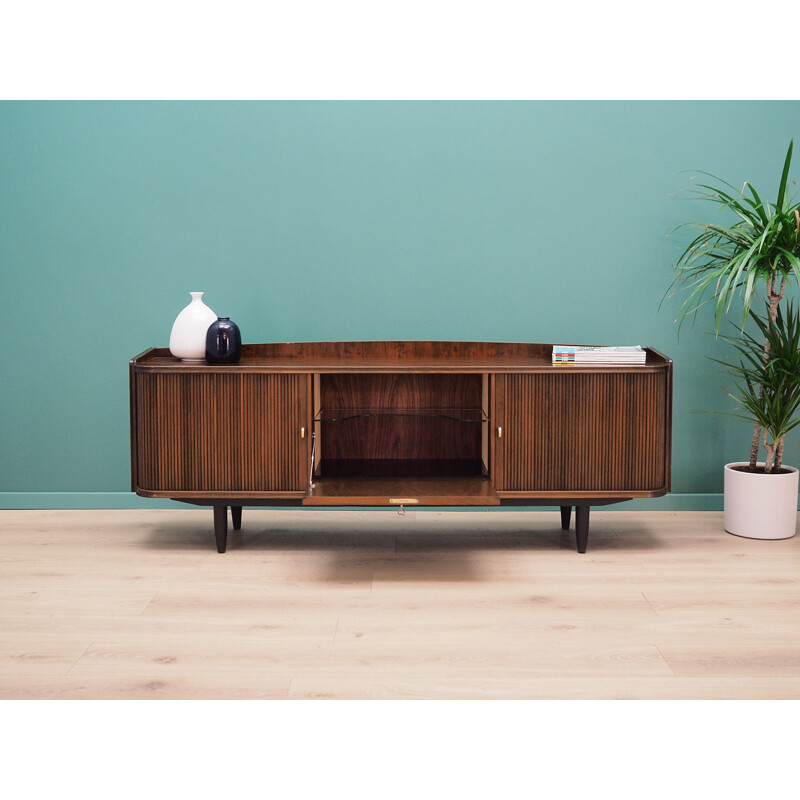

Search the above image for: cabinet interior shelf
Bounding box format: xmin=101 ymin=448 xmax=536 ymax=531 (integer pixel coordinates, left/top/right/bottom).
xmin=314 ymin=407 xmax=488 ymax=423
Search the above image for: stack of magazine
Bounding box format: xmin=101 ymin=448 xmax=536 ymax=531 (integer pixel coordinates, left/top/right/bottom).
xmin=552 ymin=345 xmax=647 ymax=364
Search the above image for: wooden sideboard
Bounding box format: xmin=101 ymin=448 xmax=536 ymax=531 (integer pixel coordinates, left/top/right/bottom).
xmin=129 ymin=342 xmax=672 ymax=553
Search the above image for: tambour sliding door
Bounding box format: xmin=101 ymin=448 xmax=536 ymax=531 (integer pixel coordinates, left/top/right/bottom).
xmin=133 ymin=372 xmax=310 ymax=495
xmin=492 ymin=371 xmax=670 ymax=494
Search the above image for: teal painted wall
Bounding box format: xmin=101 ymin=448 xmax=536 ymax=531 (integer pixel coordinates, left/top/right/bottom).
xmin=1 ymin=101 xmax=799 ymax=508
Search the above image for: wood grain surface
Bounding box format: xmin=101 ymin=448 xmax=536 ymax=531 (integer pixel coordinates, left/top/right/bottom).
xmin=131 ymin=341 xmax=672 ymax=373
xmin=2 ymin=509 xmax=799 ymax=699
xmin=133 ymin=372 xmax=309 ymax=495
xmin=318 ymin=372 xmax=484 ymax=470
xmin=494 ymin=371 xmax=670 ymax=493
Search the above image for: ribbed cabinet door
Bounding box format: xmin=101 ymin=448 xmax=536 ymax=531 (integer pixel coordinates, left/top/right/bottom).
xmin=135 ymin=372 xmax=309 ymax=493
xmin=495 ymin=372 xmax=668 ymax=493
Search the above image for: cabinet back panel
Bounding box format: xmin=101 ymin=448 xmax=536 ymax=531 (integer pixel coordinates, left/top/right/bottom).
xmin=319 ymin=373 xmax=483 ymax=465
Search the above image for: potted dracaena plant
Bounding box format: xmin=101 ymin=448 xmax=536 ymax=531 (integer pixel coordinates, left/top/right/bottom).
xmin=666 ymin=140 xmax=800 ymax=539
xmin=716 ymin=304 xmax=800 ymax=538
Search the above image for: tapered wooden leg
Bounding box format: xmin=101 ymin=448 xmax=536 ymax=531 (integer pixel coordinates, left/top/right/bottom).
xmin=231 ymin=505 xmax=242 ymax=530
xmin=575 ymin=505 xmax=589 ymax=553
xmin=213 ymin=504 xmax=228 ymax=553
xmin=560 ymin=505 xmax=572 ymax=530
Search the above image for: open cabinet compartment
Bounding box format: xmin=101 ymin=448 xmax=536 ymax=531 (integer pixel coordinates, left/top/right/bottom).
xmin=304 ymin=372 xmax=499 ymax=505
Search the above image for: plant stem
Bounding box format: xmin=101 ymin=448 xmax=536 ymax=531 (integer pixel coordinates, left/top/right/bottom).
xmin=775 ymin=435 xmax=785 ymax=471
xmin=768 ymin=270 xmax=786 ymax=325
xmin=763 ymin=429 xmax=776 ymax=473
xmin=749 ymin=422 xmax=761 ymax=469
xmin=750 ymin=271 xmax=787 ymax=470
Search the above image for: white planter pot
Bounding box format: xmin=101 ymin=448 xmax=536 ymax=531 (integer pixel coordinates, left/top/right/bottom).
xmin=169 ymin=291 xmax=217 ymax=361
xmin=724 ymin=462 xmax=799 ymax=540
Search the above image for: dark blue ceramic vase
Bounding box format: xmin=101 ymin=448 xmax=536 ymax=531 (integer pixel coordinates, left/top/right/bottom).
xmin=205 ymin=317 xmax=242 ymax=364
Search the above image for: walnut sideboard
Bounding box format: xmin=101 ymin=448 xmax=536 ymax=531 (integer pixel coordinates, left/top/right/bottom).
xmin=129 ymin=341 xmax=672 ymax=553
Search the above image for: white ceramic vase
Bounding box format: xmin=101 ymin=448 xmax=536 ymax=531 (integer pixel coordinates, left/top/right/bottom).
xmin=169 ymin=292 xmax=218 ymax=361
xmin=724 ymin=462 xmax=799 ymax=540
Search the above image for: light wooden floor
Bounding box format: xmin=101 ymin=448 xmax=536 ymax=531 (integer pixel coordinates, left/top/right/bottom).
xmin=1 ymin=508 xmax=799 ymax=699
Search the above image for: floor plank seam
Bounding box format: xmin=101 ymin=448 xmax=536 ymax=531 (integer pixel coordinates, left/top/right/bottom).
xmin=654 ymin=644 xmax=676 ymax=677
xmin=65 ymin=641 xmax=94 ymax=675
xmin=640 ymin=591 xmax=661 ymax=616
xmin=140 ymin=591 xmax=161 ymax=615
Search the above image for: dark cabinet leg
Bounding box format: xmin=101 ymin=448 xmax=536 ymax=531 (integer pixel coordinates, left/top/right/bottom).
xmin=575 ymin=505 xmax=589 ymax=553
xmin=560 ymin=505 xmax=572 ymax=530
xmin=231 ymin=505 xmax=242 ymax=530
xmin=213 ymin=504 xmax=228 ymax=553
